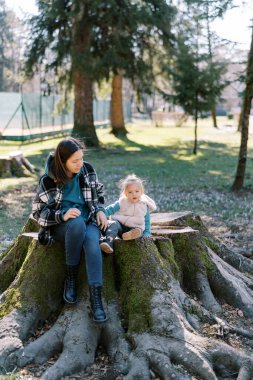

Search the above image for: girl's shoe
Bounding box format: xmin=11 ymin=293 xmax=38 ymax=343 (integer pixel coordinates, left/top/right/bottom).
xmin=122 ymin=228 xmax=142 ymax=240
xmin=100 ymin=239 xmax=114 ymax=254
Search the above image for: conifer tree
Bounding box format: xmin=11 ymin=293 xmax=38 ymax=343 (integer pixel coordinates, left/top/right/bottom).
xmin=25 ymin=0 xmax=176 ymax=143
xmin=0 ymin=0 xmax=14 ymax=91
xmin=163 ymin=27 xmax=214 ymax=154
xmin=183 ymin=0 xmax=231 ymax=128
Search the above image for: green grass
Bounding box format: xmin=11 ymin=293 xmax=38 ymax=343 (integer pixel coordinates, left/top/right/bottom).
xmin=1 ymin=119 xmax=253 ymax=250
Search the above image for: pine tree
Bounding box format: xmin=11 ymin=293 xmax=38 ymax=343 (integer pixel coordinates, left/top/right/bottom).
xmin=25 ymin=0 xmax=176 ymax=142
xmin=171 ymin=35 xmax=214 ymax=154
xmin=106 ymin=0 xmax=176 ymax=135
xmin=0 ymin=0 xmax=15 ymax=91
xmin=182 ymin=0 xmax=232 ymax=128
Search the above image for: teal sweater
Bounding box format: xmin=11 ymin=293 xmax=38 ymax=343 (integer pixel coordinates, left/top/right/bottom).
xmin=61 ymin=173 xmax=90 ymax=221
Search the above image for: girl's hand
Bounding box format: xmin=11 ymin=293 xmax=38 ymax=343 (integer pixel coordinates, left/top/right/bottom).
xmin=96 ymin=211 xmax=108 ymax=231
xmin=63 ymin=208 xmax=81 ymax=221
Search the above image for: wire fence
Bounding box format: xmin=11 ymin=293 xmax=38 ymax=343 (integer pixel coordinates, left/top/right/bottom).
xmin=0 ymin=92 xmax=132 ymax=141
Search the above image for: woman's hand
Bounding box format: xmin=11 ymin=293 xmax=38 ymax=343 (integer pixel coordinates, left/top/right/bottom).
xmin=96 ymin=211 xmax=108 ymax=231
xmin=63 ymin=208 xmax=81 ymax=221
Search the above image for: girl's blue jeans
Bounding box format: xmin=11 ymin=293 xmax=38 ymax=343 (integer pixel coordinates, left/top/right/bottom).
xmin=53 ymin=216 xmax=102 ymax=286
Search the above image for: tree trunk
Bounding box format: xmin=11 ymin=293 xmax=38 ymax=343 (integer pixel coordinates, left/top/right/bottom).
xmin=232 ymin=28 xmax=253 ymax=191
xmin=0 ymin=62 xmax=3 ymax=92
xmin=2 ymin=212 xmax=253 ymax=379
xmin=238 ymin=111 xmax=243 ymax=132
xmin=110 ymin=73 xmax=128 ymax=136
xmin=193 ymin=109 xmax=198 ymax=154
xmin=0 ymin=151 xmax=36 ymax=178
xmin=72 ymin=73 xmax=99 ymax=147
xmin=205 ymin=3 xmax=218 ymax=130
xmin=71 ymin=10 xmax=99 ymax=147
xmin=211 ymin=104 xmax=218 ymax=128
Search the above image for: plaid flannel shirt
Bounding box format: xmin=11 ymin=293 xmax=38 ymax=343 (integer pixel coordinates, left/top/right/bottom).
xmin=32 ymin=161 xmax=105 ymax=228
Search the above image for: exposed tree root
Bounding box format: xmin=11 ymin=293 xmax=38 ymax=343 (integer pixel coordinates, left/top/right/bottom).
xmin=19 ymin=297 xmax=101 ymax=379
xmin=18 ymin=297 xmax=130 ymax=380
xmin=1 ymin=213 xmax=253 ymax=379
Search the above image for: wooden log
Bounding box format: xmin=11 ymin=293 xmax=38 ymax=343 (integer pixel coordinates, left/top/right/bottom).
xmin=0 ymin=151 xmax=36 ymax=177
xmin=0 ymin=157 xmax=12 ymax=177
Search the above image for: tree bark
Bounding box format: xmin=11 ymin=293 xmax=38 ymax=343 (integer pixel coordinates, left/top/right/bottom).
xmin=0 ymin=151 xmax=35 ymax=178
xmin=232 ymin=28 xmax=253 ymax=191
xmin=71 ymin=9 xmax=99 ymax=147
xmin=193 ymin=108 xmax=198 ymax=154
xmin=211 ymin=104 xmax=218 ymax=128
xmin=110 ymin=72 xmax=128 ymax=136
xmin=205 ymin=3 xmax=218 ymax=130
xmin=1 ymin=212 xmax=253 ymax=379
xmin=72 ymin=72 xmax=99 ymax=147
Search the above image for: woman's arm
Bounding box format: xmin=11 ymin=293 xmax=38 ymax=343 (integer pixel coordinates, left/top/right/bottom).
xmin=83 ymin=162 xmax=105 ymax=212
xmin=32 ymin=175 xmax=64 ymax=227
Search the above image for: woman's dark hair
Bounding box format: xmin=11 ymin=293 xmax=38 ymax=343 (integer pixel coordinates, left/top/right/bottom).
xmin=53 ymin=137 xmax=85 ymax=184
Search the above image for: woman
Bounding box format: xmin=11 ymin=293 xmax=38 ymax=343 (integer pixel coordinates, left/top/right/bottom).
xmin=32 ymin=137 xmax=108 ymax=323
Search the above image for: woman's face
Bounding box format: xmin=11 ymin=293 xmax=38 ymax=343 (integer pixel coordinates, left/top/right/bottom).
xmin=65 ymin=149 xmax=83 ymax=175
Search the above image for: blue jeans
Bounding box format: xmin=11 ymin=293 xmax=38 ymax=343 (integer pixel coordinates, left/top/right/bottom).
xmin=53 ymin=217 xmax=102 ymax=286
xmin=104 ymin=220 xmax=139 ymax=239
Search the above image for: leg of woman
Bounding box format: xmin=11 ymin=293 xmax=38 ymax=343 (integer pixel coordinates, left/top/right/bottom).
xmin=54 ymin=216 xmax=86 ymax=303
xmin=83 ymin=222 xmax=102 ymax=286
xmin=54 ymin=216 xmax=86 ymax=265
xmin=83 ymin=222 xmax=107 ymax=323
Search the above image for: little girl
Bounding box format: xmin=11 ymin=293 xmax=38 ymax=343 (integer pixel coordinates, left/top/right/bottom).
xmin=100 ymin=174 xmax=156 ymax=254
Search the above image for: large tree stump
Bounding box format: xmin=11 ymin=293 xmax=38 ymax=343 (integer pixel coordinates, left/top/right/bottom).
xmin=1 ymin=212 xmax=253 ymax=379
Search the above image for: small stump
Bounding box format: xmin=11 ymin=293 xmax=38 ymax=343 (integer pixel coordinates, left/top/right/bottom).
xmin=0 ymin=151 xmax=36 ymax=178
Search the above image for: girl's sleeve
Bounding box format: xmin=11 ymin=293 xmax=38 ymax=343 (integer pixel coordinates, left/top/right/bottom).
xmin=105 ymin=201 xmax=120 ymax=217
xmin=143 ymin=208 xmax=151 ymax=236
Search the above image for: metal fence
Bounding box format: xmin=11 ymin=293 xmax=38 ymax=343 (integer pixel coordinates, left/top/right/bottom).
xmin=0 ymin=92 xmax=132 ymax=141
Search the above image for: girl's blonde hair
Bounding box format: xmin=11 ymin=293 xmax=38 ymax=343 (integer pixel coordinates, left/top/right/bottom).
xmin=119 ymin=174 xmax=145 ymax=195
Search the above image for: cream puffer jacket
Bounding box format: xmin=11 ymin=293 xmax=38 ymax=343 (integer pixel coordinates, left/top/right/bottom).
xmin=112 ymin=194 xmax=156 ymax=230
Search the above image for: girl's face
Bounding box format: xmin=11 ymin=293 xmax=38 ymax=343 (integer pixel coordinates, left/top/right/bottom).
xmin=65 ymin=149 xmax=83 ymax=175
xmin=125 ymin=183 xmax=143 ymax=203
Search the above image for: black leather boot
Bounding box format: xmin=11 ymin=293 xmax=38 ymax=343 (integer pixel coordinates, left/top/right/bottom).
xmin=63 ymin=265 xmax=79 ymax=304
xmin=89 ymin=285 xmax=108 ymax=323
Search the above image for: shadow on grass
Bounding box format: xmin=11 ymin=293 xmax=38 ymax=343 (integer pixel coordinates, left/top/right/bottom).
xmin=21 ymin=133 xmax=253 ymax=194
xmin=2 ymin=132 xmax=253 ymax=243
xmin=83 ymin=134 xmax=249 ymax=193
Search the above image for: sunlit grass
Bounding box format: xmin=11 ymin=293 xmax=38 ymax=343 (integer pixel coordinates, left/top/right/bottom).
xmin=1 ymin=119 xmax=253 ymax=248
xmin=0 ymin=137 xmax=62 ymax=157
xmin=0 ymin=176 xmax=36 ymax=191
xmin=208 ymin=170 xmax=224 ymax=175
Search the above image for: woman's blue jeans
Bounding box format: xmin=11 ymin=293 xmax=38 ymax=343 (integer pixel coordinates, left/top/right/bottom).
xmin=53 ymin=216 xmax=102 ymax=286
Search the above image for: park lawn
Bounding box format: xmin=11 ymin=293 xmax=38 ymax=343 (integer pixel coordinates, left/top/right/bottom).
xmin=1 ymin=120 xmax=253 ymax=250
